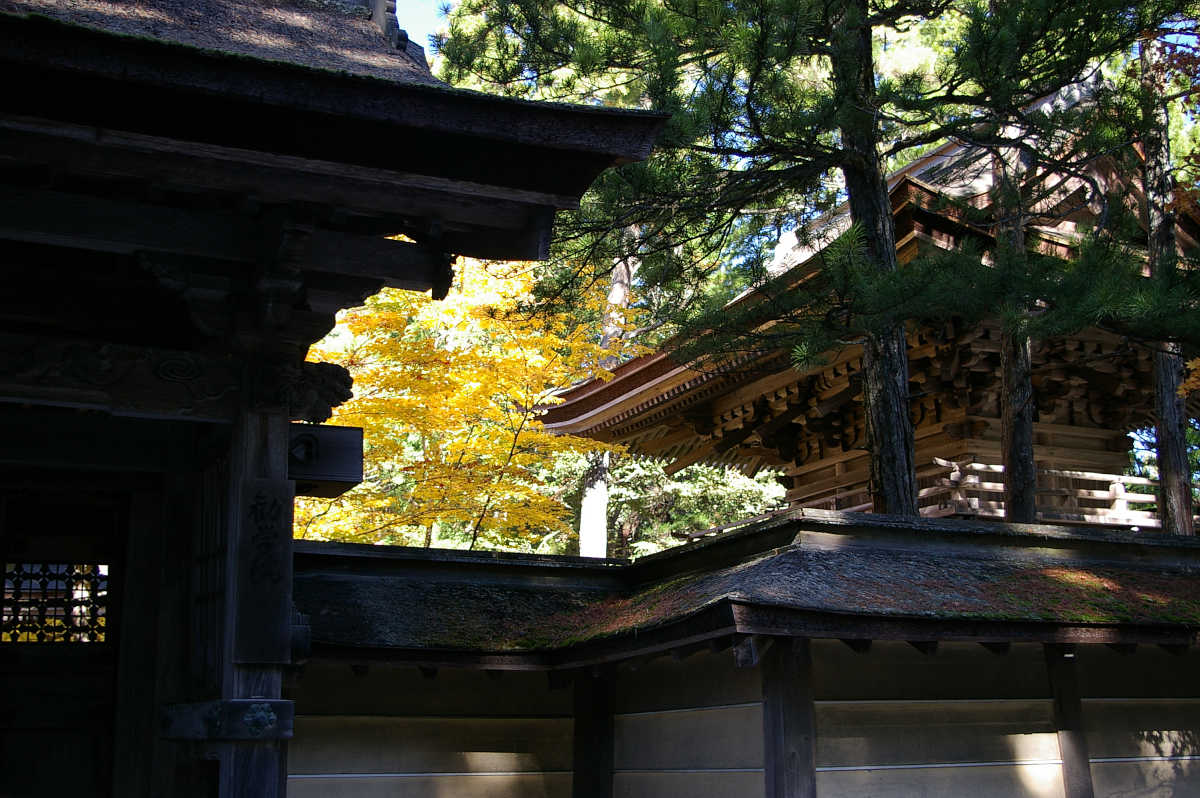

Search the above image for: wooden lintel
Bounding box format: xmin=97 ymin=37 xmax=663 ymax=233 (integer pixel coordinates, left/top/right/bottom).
xmin=0 ymin=187 xmax=446 ymax=292
xmin=729 ymin=602 xmax=1200 ymax=650
xmin=160 ymin=699 xmax=294 ymax=741
xmin=980 ymin=641 xmax=1012 ymax=655
xmin=908 ymin=640 xmax=939 ymax=656
xmin=0 ymin=114 xmax=571 ymax=227
xmin=0 ymin=187 xmax=257 ymax=261
xmin=840 ymin=638 xmax=872 ymax=654
xmin=302 ymin=231 xmax=447 ymax=293
xmin=0 ymin=332 xmax=242 ymax=421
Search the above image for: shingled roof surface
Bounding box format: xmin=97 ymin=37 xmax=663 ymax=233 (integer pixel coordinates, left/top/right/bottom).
xmin=294 ymin=511 xmax=1200 ymax=657
xmin=0 ymin=0 xmax=440 ymax=84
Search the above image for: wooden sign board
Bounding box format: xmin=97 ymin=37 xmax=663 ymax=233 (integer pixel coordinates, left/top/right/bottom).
xmin=288 ymin=424 xmax=363 ymax=498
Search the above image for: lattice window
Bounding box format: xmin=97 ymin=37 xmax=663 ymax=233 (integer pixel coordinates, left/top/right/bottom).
xmin=2 ymin=562 xmax=108 ymax=643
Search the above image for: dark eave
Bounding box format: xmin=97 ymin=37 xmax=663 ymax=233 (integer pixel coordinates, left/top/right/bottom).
xmin=294 ymin=510 xmax=1200 ymax=670
xmin=1 ymin=14 xmax=663 ymax=183
xmin=0 ymin=13 xmax=666 ymax=261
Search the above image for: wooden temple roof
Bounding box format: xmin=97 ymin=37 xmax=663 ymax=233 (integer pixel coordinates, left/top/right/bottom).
xmin=540 ymin=164 xmax=1199 ymax=485
xmin=0 ymin=4 xmax=666 ymax=264
xmin=293 ymin=511 xmax=1200 ymax=669
xmin=0 ymin=2 xmax=665 ymax=424
xmin=0 ymin=0 xmax=441 ymax=86
xmin=539 ymin=176 xmax=998 ymax=442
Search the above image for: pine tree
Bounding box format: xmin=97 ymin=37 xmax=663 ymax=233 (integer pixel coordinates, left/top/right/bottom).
xmin=1140 ymin=29 xmax=1196 ymax=534
xmin=440 ymin=0 xmax=1189 ymax=515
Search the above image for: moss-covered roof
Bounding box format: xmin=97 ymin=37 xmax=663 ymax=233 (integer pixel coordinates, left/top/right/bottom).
xmin=294 ymin=511 xmax=1200 ymax=662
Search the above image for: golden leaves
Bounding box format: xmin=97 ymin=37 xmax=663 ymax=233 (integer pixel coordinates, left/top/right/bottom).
xmin=1182 ymin=357 xmax=1200 ymax=396
xmin=295 ymin=259 xmax=640 ymax=550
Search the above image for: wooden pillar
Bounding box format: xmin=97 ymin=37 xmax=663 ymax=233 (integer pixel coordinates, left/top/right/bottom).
xmin=762 ymin=637 xmax=817 ymax=798
xmin=1045 ymin=644 xmax=1095 ymax=798
xmin=113 ymin=487 xmax=166 ymax=797
xmin=222 ymin=408 xmax=295 ymax=798
xmin=572 ymin=670 xmax=615 ymax=798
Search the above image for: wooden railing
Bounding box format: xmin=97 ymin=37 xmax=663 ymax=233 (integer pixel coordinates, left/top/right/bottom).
xmin=794 ymin=458 xmax=1184 ymax=530
xmin=925 ymin=459 xmax=1164 ymax=529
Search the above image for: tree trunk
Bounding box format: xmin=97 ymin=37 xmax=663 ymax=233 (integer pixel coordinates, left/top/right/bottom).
xmin=832 ymin=0 xmax=917 ymax=515
xmin=993 ymin=127 xmax=1038 ymax=524
xmin=1141 ymin=38 xmax=1194 ymax=535
xmin=578 ymin=249 xmax=639 ymax=557
xmin=1001 ymin=331 xmax=1037 ymax=522
xmin=578 ymin=450 xmax=610 ymax=558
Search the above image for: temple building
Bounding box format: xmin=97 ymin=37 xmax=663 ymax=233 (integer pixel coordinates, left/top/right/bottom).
xmin=0 ymin=5 xmax=1197 ymax=798
xmin=0 ymin=2 xmax=662 ymax=795
xmin=542 ymin=135 xmax=1200 ymax=530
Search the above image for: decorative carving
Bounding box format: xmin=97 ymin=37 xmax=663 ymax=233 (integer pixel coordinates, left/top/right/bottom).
xmin=236 ymin=478 xmax=294 ymax=664
xmin=241 ymin=703 xmax=278 ymax=738
xmin=247 ymin=489 xmax=287 ymax=587
xmin=0 ymin=334 xmax=241 ymax=420
xmin=270 ymin=361 xmax=354 ymax=423
xmin=2 ymin=562 xmax=108 ymax=643
xmin=161 ymin=699 xmax=294 ymax=741
xmin=63 ymin=343 xmax=126 ymax=386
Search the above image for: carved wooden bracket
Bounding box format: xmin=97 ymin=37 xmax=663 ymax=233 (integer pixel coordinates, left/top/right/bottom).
xmin=252 ymin=360 xmax=353 ymax=423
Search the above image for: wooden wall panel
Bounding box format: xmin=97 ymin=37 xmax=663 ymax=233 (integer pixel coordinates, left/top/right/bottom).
xmin=1082 ymin=699 xmax=1200 ymax=759
xmin=287 ymin=773 xmax=571 ymax=798
xmin=1090 ymin=759 xmax=1200 ymax=798
xmin=614 ymin=705 xmax=763 ymax=770
xmin=612 ymin=650 xmax=764 ymax=798
xmin=1075 ymin=647 xmax=1200 ymax=699
xmin=1083 ymin=698 xmax=1200 ymax=797
xmin=291 ymin=663 xmax=572 ymax=716
xmin=289 ymin=716 xmax=572 ymax=774
xmin=614 ymin=650 xmax=760 ymax=713
xmin=612 ymin=771 xmax=763 ymax=798
xmin=816 ymin=763 xmax=1066 ymax=798
xmin=810 ymin=640 xmax=1051 ymax=700
xmin=815 ymin=700 xmax=1058 ymax=768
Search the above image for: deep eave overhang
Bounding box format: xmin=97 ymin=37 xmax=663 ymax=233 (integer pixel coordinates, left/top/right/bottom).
xmin=0 ymin=13 xmax=667 ymax=260
xmin=540 ymin=176 xmax=975 ymax=435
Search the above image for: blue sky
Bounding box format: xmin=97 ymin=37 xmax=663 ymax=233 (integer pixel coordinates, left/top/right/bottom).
xmin=397 ymin=0 xmax=449 ymax=52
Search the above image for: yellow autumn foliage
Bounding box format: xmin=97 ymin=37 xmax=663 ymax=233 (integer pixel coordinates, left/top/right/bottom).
xmin=295 ymin=259 xmax=641 ymax=550
xmin=1183 ymin=358 xmax=1200 ymax=396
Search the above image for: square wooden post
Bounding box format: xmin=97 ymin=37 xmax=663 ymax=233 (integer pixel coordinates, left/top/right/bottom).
xmin=762 ymin=637 xmax=818 ymax=798
xmin=223 ymin=408 xmax=295 ymax=798
xmin=1045 ymin=644 xmax=1095 ymax=798
xmin=572 ymin=670 xmax=615 ymax=798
